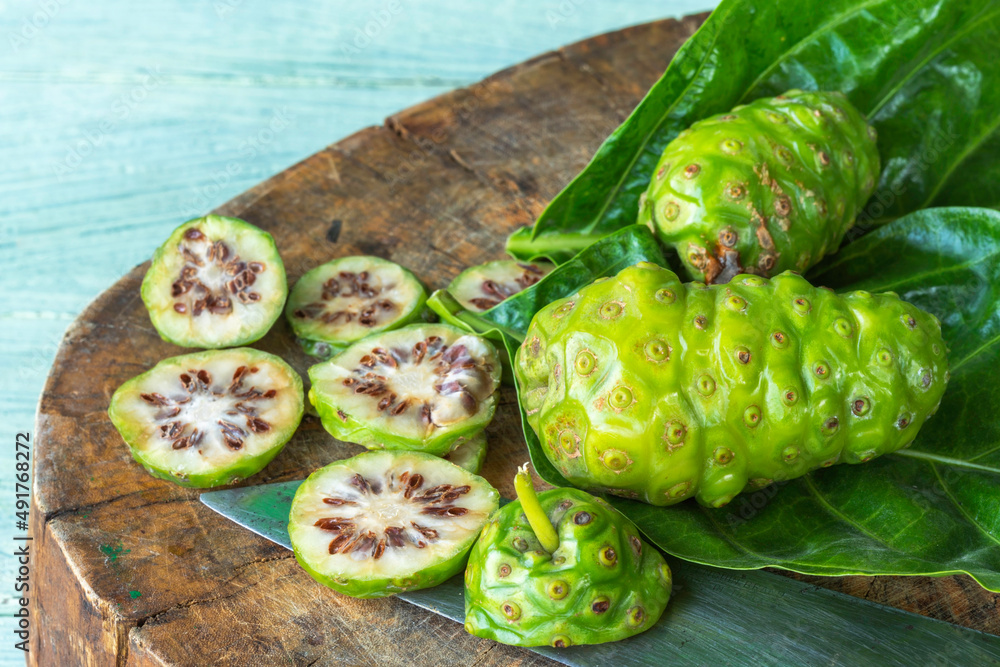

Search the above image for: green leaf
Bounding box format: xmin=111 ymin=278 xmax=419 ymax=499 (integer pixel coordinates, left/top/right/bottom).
xmin=507 ymin=0 xmax=1000 ymax=259
xmin=584 ymin=208 xmax=1000 ymax=591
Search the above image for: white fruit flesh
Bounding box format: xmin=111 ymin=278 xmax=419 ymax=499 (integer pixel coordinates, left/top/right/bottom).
xmin=110 ymin=349 xmax=302 ymax=479
xmin=142 ymin=216 xmax=286 ymax=348
xmin=309 ymin=325 xmax=500 ymax=443
xmin=287 ymin=255 xmax=425 ymax=347
xmin=450 ymin=260 xmax=553 ymax=312
xmin=290 ymin=452 xmax=497 ymax=583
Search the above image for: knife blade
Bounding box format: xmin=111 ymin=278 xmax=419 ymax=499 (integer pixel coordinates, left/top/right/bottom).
xmin=202 ymin=482 xmax=1000 ymax=667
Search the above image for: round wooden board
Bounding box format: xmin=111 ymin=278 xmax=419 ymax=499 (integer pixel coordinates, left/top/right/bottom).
xmin=29 ymin=13 xmax=999 ymax=666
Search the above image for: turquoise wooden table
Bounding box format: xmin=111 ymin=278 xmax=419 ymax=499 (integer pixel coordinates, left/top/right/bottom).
xmin=0 ymin=1 xmax=717 ymax=663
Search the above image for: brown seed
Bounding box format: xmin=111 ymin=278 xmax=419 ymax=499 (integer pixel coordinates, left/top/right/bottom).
xmin=141 ymin=392 xmax=170 ymax=406
xmin=322 ymin=497 xmax=357 ymax=506
xmin=315 ymin=517 xmax=354 ymax=531
xmin=328 ymin=533 xmax=352 ymax=554
xmin=246 ymin=417 xmax=270 ymax=433
xmin=412 ymin=522 xmax=438 ymax=541
xmin=404 ymin=474 xmax=423 ymax=499
xmin=421 ymin=506 xmax=469 ymax=517
xmin=384 ymin=526 xmax=406 ymax=548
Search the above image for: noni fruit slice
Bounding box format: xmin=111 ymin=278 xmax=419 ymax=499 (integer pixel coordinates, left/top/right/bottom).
xmin=515 ymin=262 xmax=948 ymax=508
xmin=449 ymin=260 xmax=553 ymax=312
xmin=464 ymin=466 xmax=671 ymax=647
xmin=638 ymin=90 xmax=879 ymax=283
xmin=289 ymin=450 xmax=499 ymax=598
xmin=141 ymin=216 xmax=288 ymax=348
xmin=109 ymin=348 xmax=304 ymax=487
xmin=285 ymin=255 xmax=428 ymax=359
xmin=309 ymin=324 xmax=502 ymax=456
xmin=444 ymin=432 xmax=488 ymax=474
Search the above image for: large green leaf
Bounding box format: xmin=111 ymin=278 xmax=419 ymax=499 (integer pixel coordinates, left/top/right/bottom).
xmin=506 ymin=0 xmax=1000 ymax=261
xmin=550 ymin=208 xmax=998 ymax=591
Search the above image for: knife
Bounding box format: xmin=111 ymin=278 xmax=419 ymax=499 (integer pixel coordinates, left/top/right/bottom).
xmin=202 ymin=482 xmax=1000 ymax=666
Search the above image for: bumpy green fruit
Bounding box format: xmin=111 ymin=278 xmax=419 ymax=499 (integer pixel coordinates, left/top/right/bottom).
xmin=515 ymin=263 xmax=948 ymax=508
xmin=638 ymin=90 xmax=879 ymax=283
xmin=464 ymin=488 xmax=671 ymax=647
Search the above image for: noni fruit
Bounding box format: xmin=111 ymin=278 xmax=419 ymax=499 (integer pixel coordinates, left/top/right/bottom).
xmin=638 ymin=90 xmax=879 ymax=284
xmin=515 ymin=263 xmax=948 ymax=508
xmin=464 ymin=467 xmax=671 ymax=647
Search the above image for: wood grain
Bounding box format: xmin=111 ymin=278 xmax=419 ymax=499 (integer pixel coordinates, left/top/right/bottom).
xmin=27 ymin=12 xmax=998 ymax=666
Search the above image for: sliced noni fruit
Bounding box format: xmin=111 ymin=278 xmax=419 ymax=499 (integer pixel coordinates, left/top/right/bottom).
xmin=141 ymin=215 xmax=288 ymax=348
xmin=444 ymin=432 xmax=488 ymax=474
xmin=449 ymin=260 xmax=554 ymax=312
xmin=308 ymin=324 xmax=502 ymax=456
xmin=109 ymin=348 xmax=304 ymax=487
xmin=289 ymin=450 xmax=499 ymax=598
xmin=285 ymin=255 xmax=428 ymax=359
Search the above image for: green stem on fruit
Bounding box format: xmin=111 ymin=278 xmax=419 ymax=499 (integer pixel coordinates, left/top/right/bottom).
xmin=514 ymin=463 xmax=559 ymax=553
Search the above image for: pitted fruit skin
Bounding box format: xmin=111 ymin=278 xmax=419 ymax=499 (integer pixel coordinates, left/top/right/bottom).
xmin=515 ymin=263 xmax=949 ymax=508
xmin=464 ymin=488 xmax=671 ymax=647
xmin=638 ymin=90 xmax=879 ymax=283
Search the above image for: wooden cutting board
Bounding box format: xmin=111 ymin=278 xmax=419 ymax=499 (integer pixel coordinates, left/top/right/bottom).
xmin=28 ymin=13 xmax=1000 ymax=666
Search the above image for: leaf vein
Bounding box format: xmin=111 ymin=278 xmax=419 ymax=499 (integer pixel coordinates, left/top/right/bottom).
xmin=868 ymin=5 xmax=1000 ymax=118
xmin=929 ymin=463 xmax=1000 ymax=549
xmin=802 ymin=476 xmax=896 ymax=551
xmin=737 ymin=0 xmax=888 ymax=100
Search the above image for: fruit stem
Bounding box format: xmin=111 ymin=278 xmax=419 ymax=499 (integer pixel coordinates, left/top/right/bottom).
xmin=514 ymin=463 xmax=559 ymax=553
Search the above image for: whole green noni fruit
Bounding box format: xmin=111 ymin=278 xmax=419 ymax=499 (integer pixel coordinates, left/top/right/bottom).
xmin=638 ymin=90 xmax=879 ymax=283
xmin=464 ymin=466 xmax=671 ymax=647
xmin=515 ymin=263 xmax=948 ymax=508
